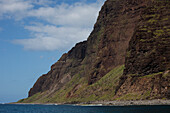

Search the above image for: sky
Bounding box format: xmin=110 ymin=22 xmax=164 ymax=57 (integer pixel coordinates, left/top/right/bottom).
xmin=0 ymin=0 xmax=106 ymax=103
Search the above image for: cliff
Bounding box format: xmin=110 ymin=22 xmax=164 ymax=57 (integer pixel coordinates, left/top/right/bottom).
xmin=19 ymin=0 xmax=170 ymax=103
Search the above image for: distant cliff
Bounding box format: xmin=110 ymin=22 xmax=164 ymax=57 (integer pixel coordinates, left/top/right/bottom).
xmin=19 ymin=0 xmax=170 ymax=103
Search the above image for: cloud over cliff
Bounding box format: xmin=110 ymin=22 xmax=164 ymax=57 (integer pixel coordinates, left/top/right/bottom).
xmin=0 ymin=0 xmax=105 ymax=51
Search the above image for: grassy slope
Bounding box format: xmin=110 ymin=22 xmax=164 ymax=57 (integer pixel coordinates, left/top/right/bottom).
xmin=115 ymin=71 xmax=170 ymax=100
xmin=18 ymin=65 xmax=125 ymax=103
xmin=18 ymin=67 xmax=169 ymax=103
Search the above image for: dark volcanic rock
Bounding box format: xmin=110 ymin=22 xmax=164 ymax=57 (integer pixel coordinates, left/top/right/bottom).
xmin=29 ymin=41 xmax=87 ymax=97
xmin=28 ymin=0 xmax=170 ymax=101
xmin=29 ymin=0 xmax=145 ymax=96
xmin=124 ymin=0 xmax=170 ymax=76
xmin=86 ymin=0 xmax=149 ymax=84
xmin=114 ymin=0 xmax=170 ymax=100
xmin=115 ymin=72 xmax=170 ymax=100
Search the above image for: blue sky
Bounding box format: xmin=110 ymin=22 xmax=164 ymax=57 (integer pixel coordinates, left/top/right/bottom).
xmin=0 ymin=0 xmax=105 ymax=103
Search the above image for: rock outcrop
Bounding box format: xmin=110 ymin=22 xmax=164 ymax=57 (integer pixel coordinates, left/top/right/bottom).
xmin=20 ymin=0 xmax=169 ymax=103
xmin=124 ymin=0 xmax=170 ymax=76
xmin=115 ymin=0 xmax=170 ymax=100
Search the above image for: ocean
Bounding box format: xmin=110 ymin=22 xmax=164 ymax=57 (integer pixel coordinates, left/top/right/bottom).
xmin=0 ymin=104 xmax=170 ymax=113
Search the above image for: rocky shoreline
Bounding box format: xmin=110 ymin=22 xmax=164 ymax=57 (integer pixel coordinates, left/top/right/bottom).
xmin=11 ymin=99 xmax=170 ymax=106
xmin=88 ymin=99 xmax=170 ymax=106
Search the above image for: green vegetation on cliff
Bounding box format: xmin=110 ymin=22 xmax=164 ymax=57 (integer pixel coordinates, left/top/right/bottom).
xmin=19 ymin=0 xmax=170 ymax=104
xmin=18 ymin=65 xmax=124 ymax=103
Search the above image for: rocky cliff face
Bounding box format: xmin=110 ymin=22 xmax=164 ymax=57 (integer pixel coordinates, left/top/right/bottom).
xmin=124 ymin=0 xmax=170 ymax=76
xmin=22 ymin=0 xmax=169 ymax=103
xmin=29 ymin=41 xmax=87 ymax=97
xmin=115 ymin=0 xmax=170 ymax=100
xmin=115 ymin=72 xmax=170 ymax=100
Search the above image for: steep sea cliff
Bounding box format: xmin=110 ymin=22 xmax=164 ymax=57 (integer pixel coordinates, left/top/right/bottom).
xmin=18 ymin=0 xmax=170 ymax=103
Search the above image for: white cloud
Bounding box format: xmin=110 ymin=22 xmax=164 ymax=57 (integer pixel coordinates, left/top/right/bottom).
xmin=0 ymin=0 xmax=106 ymax=51
xmin=13 ymin=24 xmax=91 ymax=51
xmin=31 ymin=0 xmax=54 ymax=6
xmin=0 ymin=0 xmax=33 ymax=19
xmin=27 ymin=2 xmax=102 ymax=27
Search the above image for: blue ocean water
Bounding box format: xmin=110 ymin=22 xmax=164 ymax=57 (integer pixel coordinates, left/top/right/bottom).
xmin=0 ymin=104 xmax=170 ymax=113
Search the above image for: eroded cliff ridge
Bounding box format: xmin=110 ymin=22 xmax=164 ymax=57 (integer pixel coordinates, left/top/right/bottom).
xmin=19 ymin=0 xmax=170 ymax=103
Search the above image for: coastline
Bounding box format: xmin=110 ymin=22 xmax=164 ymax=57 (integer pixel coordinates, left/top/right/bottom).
xmin=88 ymin=99 xmax=170 ymax=106
xmin=9 ymin=99 xmax=170 ymax=106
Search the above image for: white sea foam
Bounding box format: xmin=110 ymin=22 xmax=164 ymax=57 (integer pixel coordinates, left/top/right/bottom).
xmin=79 ymin=104 xmax=103 ymax=106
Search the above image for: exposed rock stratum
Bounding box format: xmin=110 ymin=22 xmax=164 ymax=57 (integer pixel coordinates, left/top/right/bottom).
xmin=19 ymin=0 xmax=170 ymax=103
